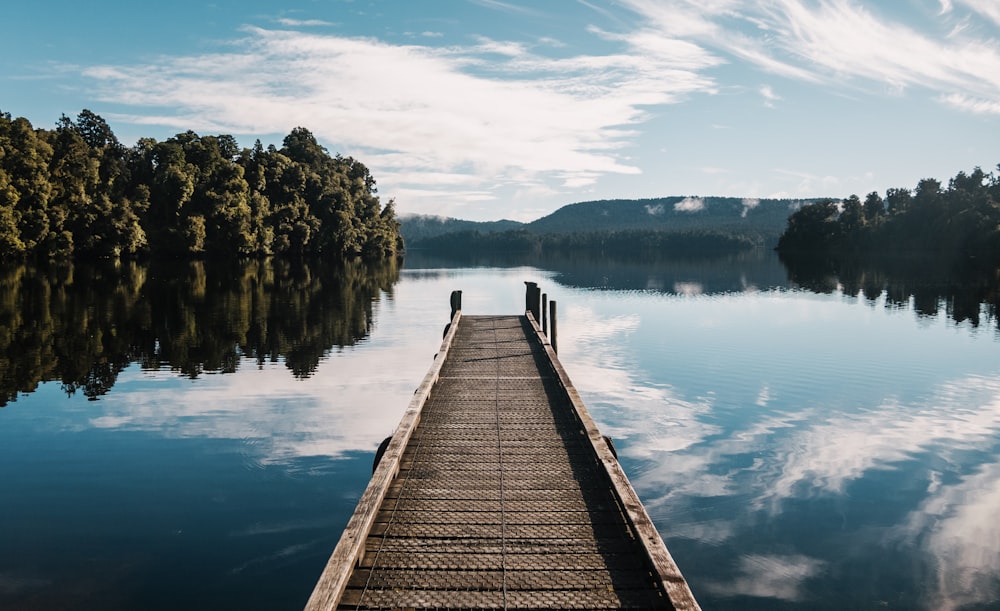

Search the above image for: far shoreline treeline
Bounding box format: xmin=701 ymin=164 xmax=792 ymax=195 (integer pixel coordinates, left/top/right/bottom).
xmin=0 ymin=109 xmax=401 ymax=260
xmin=777 ymin=164 xmax=1000 ymax=270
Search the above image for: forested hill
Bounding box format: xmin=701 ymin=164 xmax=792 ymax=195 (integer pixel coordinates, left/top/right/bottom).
xmin=402 ymin=196 xmax=816 ymax=256
xmin=0 ymin=110 xmax=401 ymax=260
xmin=526 ymin=196 xmax=808 ymax=237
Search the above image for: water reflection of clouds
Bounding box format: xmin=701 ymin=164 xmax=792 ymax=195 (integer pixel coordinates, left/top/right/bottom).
xmin=702 ymin=554 xmax=826 ymax=603
xmin=896 ymin=460 xmax=1000 ymax=611
xmin=86 ymin=340 xmax=440 ymax=465
xmin=762 ymin=375 xmax=1000 ymax=509
xmin=562 ymin=298 xmax=1000 ymax=608
xmin=560 ymin=304 xmax=719 ymax=456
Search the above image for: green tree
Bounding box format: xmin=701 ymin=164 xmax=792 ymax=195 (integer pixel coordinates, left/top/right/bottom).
xmin=839 ymin=194 xmax=864 ymax=233
xmin=0 ymin=115 xmax=54 ymax=254
xmin=776 ymin=199 xmax=840 ymax=253
xmin=863 ymin=191 xmax=885 ymax=225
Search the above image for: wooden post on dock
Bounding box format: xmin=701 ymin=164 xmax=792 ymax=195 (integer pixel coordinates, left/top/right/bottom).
xmin=450 ymin=290 xmax=462 ymax=318
xmin=524 ymin=281 xmax=542 ymax=322
xmin=549 ymin=299 xmax=558 ymax=353
xmin=541 ymin=293 xmax=548 ymax=336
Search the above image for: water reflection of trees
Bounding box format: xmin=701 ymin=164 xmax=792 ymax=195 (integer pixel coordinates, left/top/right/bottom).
xmin=781 ymin=254 xmax=1000 ymax=330
xmin=0 ymin=258 xmax=399 ymax=406
xmin=404 ymin=249 xmax=791 ymax=295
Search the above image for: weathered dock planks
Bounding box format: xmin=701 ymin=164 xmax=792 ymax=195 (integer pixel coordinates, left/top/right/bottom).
xmin=305 ymin=288 xmax=699 ymax=610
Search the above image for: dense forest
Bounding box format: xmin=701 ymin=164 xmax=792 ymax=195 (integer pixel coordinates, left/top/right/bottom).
xmin=776 ymin=165 xmax=1000 ymax=269
xmin=0 ymin=110 xmax=401 ymax=260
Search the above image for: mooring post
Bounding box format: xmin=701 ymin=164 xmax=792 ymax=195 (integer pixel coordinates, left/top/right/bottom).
xmin=524 ymin=282 xmax=538 ymax=319
xmin=549 ymin=300 xmax=558 ymax=353
xmin=541 ymin=293 xmax=548 ymax=336
xmin=445 ymin=290 xmax=462 ymax=338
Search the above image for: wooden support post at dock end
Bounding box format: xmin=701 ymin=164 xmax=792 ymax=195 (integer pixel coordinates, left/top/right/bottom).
xmin=524 ymin=282 xmax=537 ymax=317
xmin=541 ymin=293 xmax=548 ymax=336
xmin=549 ymin=299 xmax=558 ymax=353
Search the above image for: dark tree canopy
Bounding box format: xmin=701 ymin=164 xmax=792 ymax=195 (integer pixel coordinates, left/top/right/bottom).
xmin=777 ymin=165 xmax=1000 ymax=270
xmin=0 ymin=111 xmax=401 ymax=260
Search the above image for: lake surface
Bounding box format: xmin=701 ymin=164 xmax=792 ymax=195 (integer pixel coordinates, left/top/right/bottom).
xmin=1 ymin=252 xmax=998 ymax=610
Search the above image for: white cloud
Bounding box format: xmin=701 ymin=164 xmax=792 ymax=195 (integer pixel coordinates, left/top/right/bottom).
xmin=674 ymin=196 xmax=705 ymax=212
xmin=276 ymin=18 xmax=335 ymax=27
xmin=957 ymin=0 xmax=1000 ymax=27
xmin=621 ymin=0 xmax=1000 ymax=112
xmin=84 ymin=25 xmax=718 ymax=216
xmin=742 ymin=196 xmax=760 ymax=217
xmin=645 ymin=203 xmax=665 ymax=215
xmin=759 ymin=84 xmax=780 ymax=107
xmin=940 ymin=93 xmax=1000 ymax=115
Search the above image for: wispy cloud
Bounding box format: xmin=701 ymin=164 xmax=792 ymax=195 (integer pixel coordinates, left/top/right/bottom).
xmin=940 ymin=93 xmax=1000 ymax=115
xmin=621 ymin=0 xmax=1000 ymax=113
xmin=759 ymin=84 xmax=780 ymax=107
xmin=953 ymin=0 xmax=1000 ymax=27
xmin=275 ymin=18 xmax=335 ymax=27
xmin=84 ymin=24 xmax=717 ymax=216
xmin=466 ymin=0 xmax=543 ymax=17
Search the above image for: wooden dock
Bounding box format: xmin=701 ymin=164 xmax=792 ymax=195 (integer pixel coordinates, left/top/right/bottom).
xmin=306 ymin=286 xmax=699 ymax=610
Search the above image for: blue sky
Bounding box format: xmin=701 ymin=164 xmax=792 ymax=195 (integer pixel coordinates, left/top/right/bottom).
xmin=2 ymin=0 xmax=998 ymax=221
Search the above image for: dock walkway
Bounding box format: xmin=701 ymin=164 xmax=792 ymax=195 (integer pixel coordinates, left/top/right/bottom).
xmin=306 ymin=289 xmax=699 ymax=610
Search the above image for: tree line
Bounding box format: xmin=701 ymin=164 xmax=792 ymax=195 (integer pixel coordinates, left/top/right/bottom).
xmin=412 ymin=228 xmax=760 ymax=259
xmin=0 ymin=110 xmax=402 ymax=260
xmin=776 ymin=165 xmax=1000 ymax=269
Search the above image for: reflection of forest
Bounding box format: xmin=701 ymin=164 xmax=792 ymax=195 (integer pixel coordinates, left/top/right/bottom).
xmin=781 ymin=254 xmax=1000 ymax=330
xmin=0 ymin=258 xmax=399 ymax=406
xmin=404 ymin=249 xmax=791 ymax=294
xmin=405 ymin=250 xmax=1000 ymax=331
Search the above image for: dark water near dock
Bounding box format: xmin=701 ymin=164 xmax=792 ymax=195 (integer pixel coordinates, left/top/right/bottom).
xmin=1 ymin=252 xmax=999 ymax=609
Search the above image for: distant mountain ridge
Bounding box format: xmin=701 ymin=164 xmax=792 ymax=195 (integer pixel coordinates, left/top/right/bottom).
xmin=401 ymin=196 xmax=818 ymax=247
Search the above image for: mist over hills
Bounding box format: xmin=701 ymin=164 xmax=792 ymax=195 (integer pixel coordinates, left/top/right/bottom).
xmin=401 ymin=196 xmax=816 ymax=250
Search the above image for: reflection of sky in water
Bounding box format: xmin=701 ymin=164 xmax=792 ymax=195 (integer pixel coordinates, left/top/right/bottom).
xmin=558 ymin=288 xmax=1000 ymax=610
xmin=2 ymin=265 xmax=999 ymax=610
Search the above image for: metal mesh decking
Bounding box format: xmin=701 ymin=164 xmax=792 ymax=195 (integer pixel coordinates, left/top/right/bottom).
xmin=337 ymin=315 xmax=674 ymax=610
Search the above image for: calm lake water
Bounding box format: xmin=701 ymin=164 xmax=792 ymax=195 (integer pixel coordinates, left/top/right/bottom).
xmin=1 ymin=252 xmax=999 ymax=610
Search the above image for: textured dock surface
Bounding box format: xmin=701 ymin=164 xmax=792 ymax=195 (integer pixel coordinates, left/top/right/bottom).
xmin=307 ymin=313 xmax=698 ymax=610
